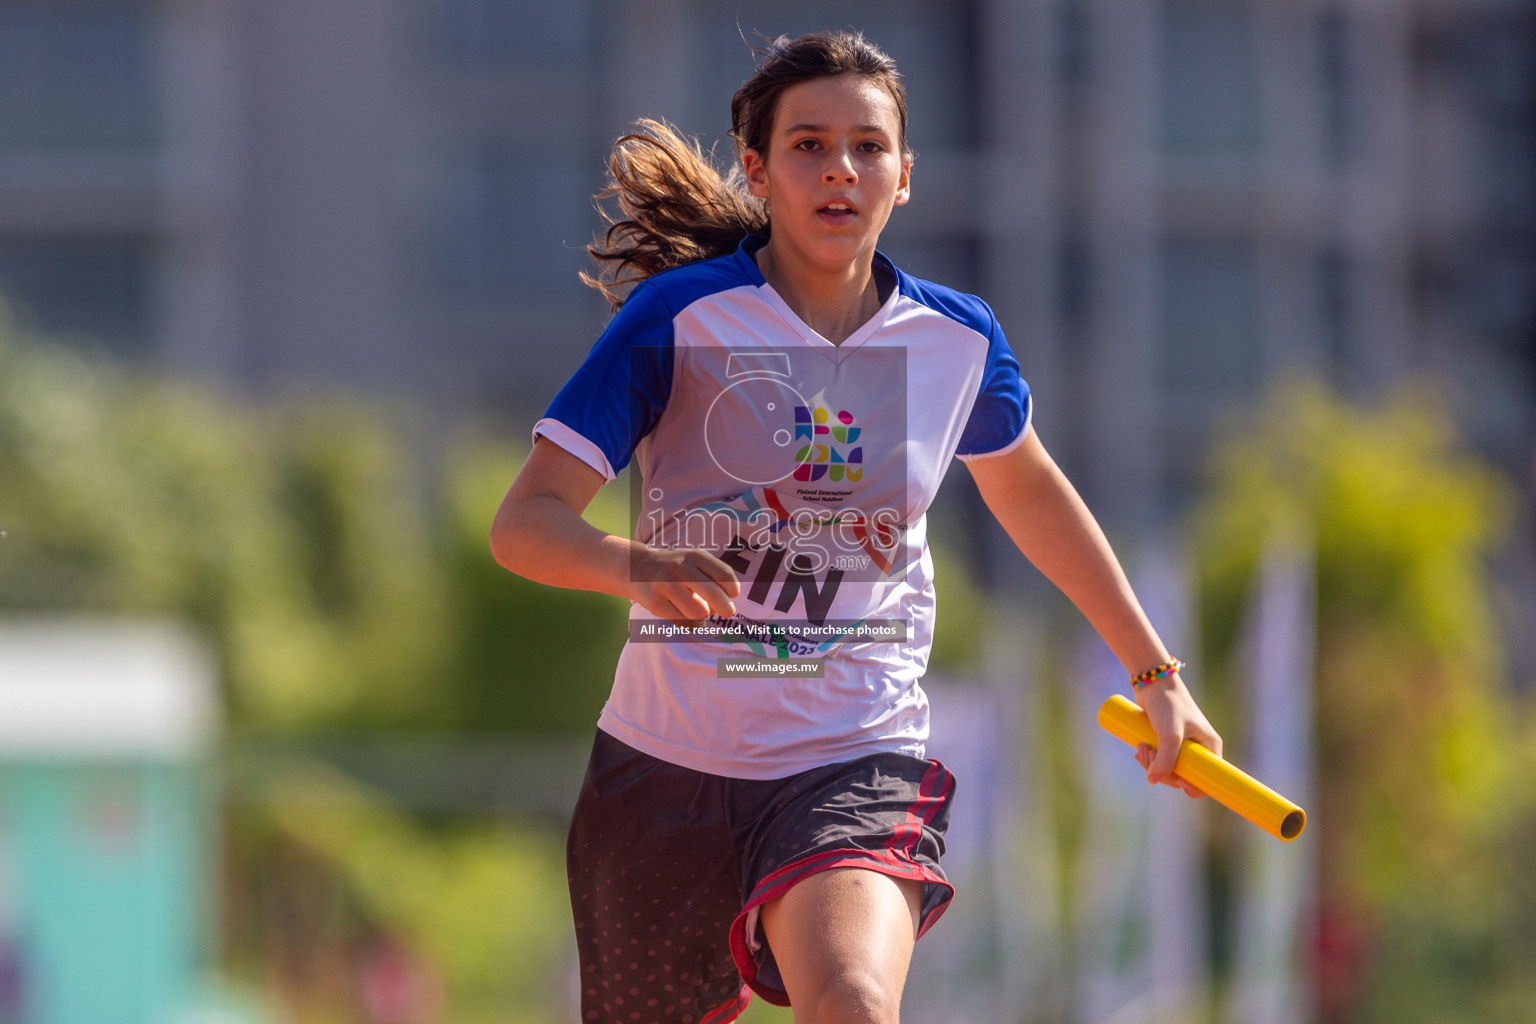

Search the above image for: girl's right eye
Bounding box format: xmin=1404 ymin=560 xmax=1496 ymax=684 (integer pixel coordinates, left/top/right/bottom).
xmin=793 ymin=138 xmax=821 ymax=151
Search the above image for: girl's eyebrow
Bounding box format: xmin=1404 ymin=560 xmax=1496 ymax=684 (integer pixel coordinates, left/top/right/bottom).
xmin=783 ymin=122 xmax=891 ymax=136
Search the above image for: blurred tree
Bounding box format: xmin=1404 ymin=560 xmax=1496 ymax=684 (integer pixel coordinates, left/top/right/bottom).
xmin=0 ymin=311 xmax=446 ymax=731
xmin=1190 ymin=380 xmax=1536 ymax=1023
xmin=0 ymin=311 xmax=634 ymax=736
xmin=439 ymin=440 xmax=629 ymax=734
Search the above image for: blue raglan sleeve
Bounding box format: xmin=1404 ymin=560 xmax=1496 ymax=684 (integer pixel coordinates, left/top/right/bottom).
xmin=954 ymin=304 xmax=1032 ymax=461
xmin=531 ymin=283 xmax=675 ymax=481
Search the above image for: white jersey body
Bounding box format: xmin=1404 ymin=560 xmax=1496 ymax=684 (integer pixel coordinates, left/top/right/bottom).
xmin=534 ymin=235 xmax=1030 ymax=779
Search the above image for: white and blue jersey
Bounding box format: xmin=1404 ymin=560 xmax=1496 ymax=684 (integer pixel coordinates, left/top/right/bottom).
xmin=534 ymin=234 xmax=1030 ymax=778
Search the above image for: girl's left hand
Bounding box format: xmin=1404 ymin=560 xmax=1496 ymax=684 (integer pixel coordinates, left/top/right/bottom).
xmin=1132 ymin=672 xmax=1222 ymax=799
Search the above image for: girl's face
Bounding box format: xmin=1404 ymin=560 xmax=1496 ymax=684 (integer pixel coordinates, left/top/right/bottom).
xmin=742 ymin=74 xmax=912 ymax=272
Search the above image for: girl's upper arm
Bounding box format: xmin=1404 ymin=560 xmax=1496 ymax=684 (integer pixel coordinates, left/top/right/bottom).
xmin=962 ymin=424 xmax=1050 ymax=512
xmin=495 ymin=436 xmax=608 ymax=527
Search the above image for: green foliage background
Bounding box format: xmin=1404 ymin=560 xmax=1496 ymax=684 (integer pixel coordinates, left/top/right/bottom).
xmin=1189 ymin=381 xmax=1536 ymax=1023
xmin=0 ymin=312 xmax=632 ymax=736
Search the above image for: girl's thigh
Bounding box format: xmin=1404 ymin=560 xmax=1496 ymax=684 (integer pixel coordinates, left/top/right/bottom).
xmin=758 ymin=867 xmax=923 ymax=1024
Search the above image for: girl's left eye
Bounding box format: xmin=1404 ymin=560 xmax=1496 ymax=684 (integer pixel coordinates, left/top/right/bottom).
xmin=858 ymin=141 xmax=885 ymax=153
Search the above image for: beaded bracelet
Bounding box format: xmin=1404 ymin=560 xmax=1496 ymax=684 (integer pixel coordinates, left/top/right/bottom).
xmin=1130 ymin=657 xmax=1185 ymax=691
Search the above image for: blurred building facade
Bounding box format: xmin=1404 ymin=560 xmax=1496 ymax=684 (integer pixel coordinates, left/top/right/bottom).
xmin=1 ymin=0 xmax=1532 ymax=523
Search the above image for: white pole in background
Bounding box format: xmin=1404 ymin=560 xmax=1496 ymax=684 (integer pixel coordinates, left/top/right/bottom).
xmin=1073 ymin=540 xmax=1208 ymax=1024
xmin=1226 ymin=535 xmax=1317 ymax=1024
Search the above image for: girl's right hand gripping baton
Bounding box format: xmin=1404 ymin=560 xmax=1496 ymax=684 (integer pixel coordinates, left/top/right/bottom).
xmin=1097 ymin=694 xmax=1307 ymax=841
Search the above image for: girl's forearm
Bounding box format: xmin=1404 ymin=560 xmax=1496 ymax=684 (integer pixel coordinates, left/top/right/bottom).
xmin=492 ymin=440 xmax=739 ymax=624
xmin=491 ymin=492 xmax=638 ymax=601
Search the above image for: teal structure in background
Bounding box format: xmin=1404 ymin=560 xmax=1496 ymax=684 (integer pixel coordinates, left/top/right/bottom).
xmin=0 ymin=621 xmax=218 ymax=1024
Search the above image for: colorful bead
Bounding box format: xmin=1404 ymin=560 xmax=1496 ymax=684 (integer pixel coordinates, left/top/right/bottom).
xmin=1130 ymin=657 xmax=1185 ymax=690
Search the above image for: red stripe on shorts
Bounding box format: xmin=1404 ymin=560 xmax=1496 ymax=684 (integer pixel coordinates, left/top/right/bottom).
xmin=888 ymin=759 xmax=945 ymax=859
xmin=699 ymin=981 xmax=753 ymax=1024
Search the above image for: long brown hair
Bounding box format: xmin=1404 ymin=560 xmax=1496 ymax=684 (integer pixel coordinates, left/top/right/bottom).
xmin=582 ymin=30 xmax=911 ymax=310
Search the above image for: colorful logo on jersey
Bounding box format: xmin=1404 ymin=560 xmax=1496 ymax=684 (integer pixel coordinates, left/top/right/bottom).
xmin=792 ymin=406 xmax=862 ymax=482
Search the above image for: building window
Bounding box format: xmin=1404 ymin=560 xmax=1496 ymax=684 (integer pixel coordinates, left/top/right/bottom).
xmin=1055 ymin=0 xmax=1092 ymax=111
xmin=1316 ymin=6 xmax=1351 ymax=168
xmin=428 ymin=145 xmax=591 ymax=307
xmin=1161 ymin=236 xmax=1261 ymax=397
xmin=0 ymin=236 xmax=154 ymax=354
xmin=0 ymin=7 xmax=157 ymax=154
xmin=1054 ymin=229 xmax=1090 ymax=331
xmin=429 ymin=0 xmax=592 ymax=69
xmin=1315 ymin=242 xmax=1350 ymax=380
xmin=1160 ymin=1 xmax=1259 ymax=159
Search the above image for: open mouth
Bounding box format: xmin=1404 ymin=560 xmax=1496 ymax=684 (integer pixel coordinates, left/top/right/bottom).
xmin=818 ymin=200 xmax=857 ymax=223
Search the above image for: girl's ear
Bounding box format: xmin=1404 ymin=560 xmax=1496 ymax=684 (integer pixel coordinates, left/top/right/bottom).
xmin=892 ymin=156 xmax=913 ymax=208
xmin=742 ymin=149 xmax=770 ymax=199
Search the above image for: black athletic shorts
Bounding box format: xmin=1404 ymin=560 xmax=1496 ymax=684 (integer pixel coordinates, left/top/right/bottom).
xmin=567 ymin=728 xmax=957 ymax=1024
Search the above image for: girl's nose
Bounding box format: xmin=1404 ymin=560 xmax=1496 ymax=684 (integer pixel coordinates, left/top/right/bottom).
xmin=824 ymin=148 xmax=857 ymax=184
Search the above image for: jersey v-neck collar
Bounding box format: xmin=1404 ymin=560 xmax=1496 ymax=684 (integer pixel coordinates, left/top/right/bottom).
xmin=732 ymin=234 xmax=902 ymax=365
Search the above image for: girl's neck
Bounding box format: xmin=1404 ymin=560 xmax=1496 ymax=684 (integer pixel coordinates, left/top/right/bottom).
xmin=755 ymin=238 xmax=884 ymax=346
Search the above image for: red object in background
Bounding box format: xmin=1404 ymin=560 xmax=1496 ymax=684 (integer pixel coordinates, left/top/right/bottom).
xmin=0 ymin=934 xmax=25 ymax=1024
xmin=1313 ymin=899 xmax=1371 ymax=1019
xmin=356 ymin=935 xmax=444 ymax=1024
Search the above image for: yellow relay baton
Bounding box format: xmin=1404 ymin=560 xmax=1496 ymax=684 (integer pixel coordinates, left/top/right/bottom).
xmin=1097 ymin=694 xmax=1307 ymax=842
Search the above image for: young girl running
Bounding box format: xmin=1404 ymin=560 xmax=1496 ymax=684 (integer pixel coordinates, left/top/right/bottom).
xmin=491 ymin=30 xmax=1221 ymax=1024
